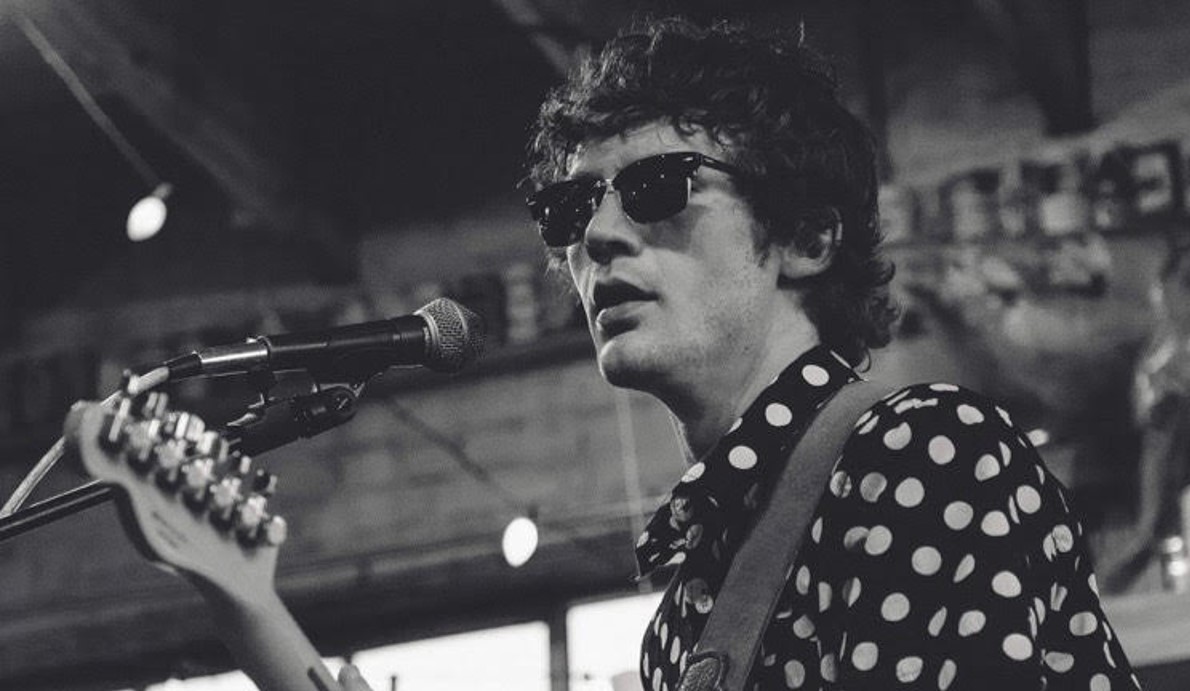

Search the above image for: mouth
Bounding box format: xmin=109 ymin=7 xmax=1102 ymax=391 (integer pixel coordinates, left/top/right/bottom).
xmin=590 ymin=281 xmax=655 ymax=334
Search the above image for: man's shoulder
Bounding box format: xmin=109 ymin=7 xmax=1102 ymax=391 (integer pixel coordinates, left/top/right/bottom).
xmin=839 ymin=380 xmax=1036 ymax=472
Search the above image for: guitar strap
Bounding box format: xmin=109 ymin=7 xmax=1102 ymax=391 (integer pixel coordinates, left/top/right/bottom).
xmin=676 ymin=379 xmax=896 ymax=691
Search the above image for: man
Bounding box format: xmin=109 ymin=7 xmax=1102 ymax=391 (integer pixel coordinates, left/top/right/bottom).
xmin=343 ymin=16 xmax=1140 ymax=691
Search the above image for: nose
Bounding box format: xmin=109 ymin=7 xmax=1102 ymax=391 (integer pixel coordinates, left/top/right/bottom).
xmin=582 ymin=189 xmax=643 ymax=265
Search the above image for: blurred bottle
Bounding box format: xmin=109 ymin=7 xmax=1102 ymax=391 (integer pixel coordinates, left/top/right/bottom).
xmin=502 ymin=262 xmax=540 ymax=345
xmin=1158 ymin=535 xmax=1190 ymax=593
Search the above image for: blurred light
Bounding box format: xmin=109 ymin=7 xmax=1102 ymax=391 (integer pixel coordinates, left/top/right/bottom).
xmin=502 ymin=515 xmax=538 ymax=568
xmin=1026 ymin=428 xmax=1051 ymax=447
xmin=127 ymin=183 xmax=173 ymax=242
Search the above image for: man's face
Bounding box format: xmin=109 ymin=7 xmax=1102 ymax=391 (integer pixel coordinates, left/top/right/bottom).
xmin=564 ymin=122 xmax=784 ymax=395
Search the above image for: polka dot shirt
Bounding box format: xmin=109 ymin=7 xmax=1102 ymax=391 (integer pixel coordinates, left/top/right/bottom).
xmin=635 ymin=346 xmax=1140 ymax=691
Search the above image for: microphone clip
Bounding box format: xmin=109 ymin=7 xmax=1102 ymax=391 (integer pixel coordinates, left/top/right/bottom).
xmin=224 ymin=371 xmax=366 ymax=457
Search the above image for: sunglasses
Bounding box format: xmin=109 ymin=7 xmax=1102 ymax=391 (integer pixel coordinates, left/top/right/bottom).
xmin=526 ymin=151 xmax=747 ymax=248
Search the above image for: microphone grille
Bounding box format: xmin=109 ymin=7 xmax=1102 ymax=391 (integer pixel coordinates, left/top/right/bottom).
xmin=416 ymin=298 xmax=487 ymax=373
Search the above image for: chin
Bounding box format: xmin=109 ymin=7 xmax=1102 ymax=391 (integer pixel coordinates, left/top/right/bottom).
xmin=595 ymin=335 xmax=671 ymax=392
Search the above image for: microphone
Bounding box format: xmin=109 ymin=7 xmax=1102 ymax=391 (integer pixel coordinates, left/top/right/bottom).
xmin=163 ymin=298 xmax=486 ymax=381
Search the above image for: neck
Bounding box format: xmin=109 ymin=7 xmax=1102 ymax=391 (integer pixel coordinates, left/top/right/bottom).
xmin=664 ymin=315 xmax=822 ymax=463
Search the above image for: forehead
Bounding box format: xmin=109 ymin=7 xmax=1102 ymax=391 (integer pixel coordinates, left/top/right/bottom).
xmin=565 ymin=121 xmax=728 ymax=178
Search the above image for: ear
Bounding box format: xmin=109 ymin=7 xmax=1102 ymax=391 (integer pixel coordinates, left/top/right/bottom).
xmin=776 ymin=207 xmax=842 ymax=281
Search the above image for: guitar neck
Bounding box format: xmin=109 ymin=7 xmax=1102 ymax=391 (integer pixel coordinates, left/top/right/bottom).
xmin=198 ymin=581 xmax=341 ymax=691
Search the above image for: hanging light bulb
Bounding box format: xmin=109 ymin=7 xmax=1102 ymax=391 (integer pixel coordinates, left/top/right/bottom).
xmin=502 ymin=514 xmax=539 ymax=568
xmin=127 ymin=183 xmax=173 ymax=242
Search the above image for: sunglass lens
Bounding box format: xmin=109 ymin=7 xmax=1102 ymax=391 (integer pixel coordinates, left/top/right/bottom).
xmin=616 ymin=154 xmax=696 ymax=224
xmin=621 ymin=177 xmax=691 ymax=224
xmin=530 ymin=180 xmax=603 ymax=247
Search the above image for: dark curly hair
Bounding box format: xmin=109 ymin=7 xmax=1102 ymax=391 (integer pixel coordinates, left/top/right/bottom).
xmin=526 ymin=17 xmax=898 ymax=366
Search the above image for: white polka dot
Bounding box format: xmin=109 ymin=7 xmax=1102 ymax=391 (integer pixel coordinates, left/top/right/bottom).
xmin=1089 ymin=573 xmax=1099 ymax=595
xmin=912 ymin=546 xmax=943 ymax=575
xmin=793 ymin=615 xmax=815 ymax=638
xmin=811 ymin=517 xmax=823 ymax=543
xmin=1051 ymin=584 xmax=1069 ymax=611
xmin=997 ymin=406 xmax=1013 ymax=425
xmin=1069 ymin=611 xmax=1098 ymax=637
xmin=895 ymin=478 xmax=925 ymax=507
xmin=818 ymin=582 xmax=833 ymax=612
xmin=728 ymin=445 xmax=758 ymax=470
xmin=1090 ymin=673 xmax=1111 ymax=691
xmin=669 ymin=638 xmax=681 ymax=664
xmin=928 ymin=607 xmax=948 ymax=637
xmin=954 ymin=554 xmax=976 ymax=582
xmin=784 ymin=659 xmax=805 ymax=688
xmin=802 ymin=364 xmax=830 ymax=386
xmin=881 ymin=593 xmax=911 ymax=621
xmin=929 ymin=436 xmax=956 ymax=464
xmin=1013 ymin=485 xmax=1042 ymax=511
xmin=728 ymin=417 xmax=743 ymax=433
xmin=1002 ymin=633 xmax=1033 ymax=661
xmin=795 ymin=565 xmax=811 ymax=595
xmin=843 ymin=577 xmax=862 ymax=606
xmin=860 ymin=473 xmax=888 ymax=502
xmin=858 ymin=415 xmax=879 ymax=435
xmin=820 ymin=654 xmax=838 ymax=682
xmin=681 ymin=462 xmax=705 ymax=483
xmin=999 ymin=441 xmax=1013 ymax=465
xmin=944 ymin=501 xmax=974 ymax=530
xmin=957 ymin=404 xmax=985 ymax=425
xmin=665 ymin=552 xmax=686 ymax=566
xmin=975 ymin=454 xmax=1001 ymax=481
xmin=852 ymin=642 xmax=879 ymax=671
xmin=1044 ymin=650 xmax=1074 ymax=673
xmin=660 ymin=622 xmax=669 ymax=646
xmin=993 ymin=571 xmax=1022 ymax=597
xmin=1043 ymin=533 xmax=1058 ymax=560
xmin=843 ymin=526 xmax=869 ymax=551
xmin=830 ymin=471 xmax=853 ymax=498
xmin=938 ymin=659 xmax=957 ymax=690
xmin=982 ymin=511 xmax=1011 ymax=536
xmin=958 ymin=610 xmax=986 ymax=636
xmin=855 ymin=410 xmax=874 ymax=429
xmin=651 ymin=668 xmax=662 ymax=691
xmin=896 ymin=656 xmax=923 ymax=682
xmin=930 ymin=383 xmax=959 ymax=392
xmin=1053 ymin=525 xmax=1074 ymax=553
xmin=883 ymin=422 xmax=912 ymax=450
xmin=765 ymin=403 xmax=793 ymax=426
xmin=1105 ymin=641 xmax=1116 ymax=668
xmin=865 ymin=526 xmax=893 ymax=555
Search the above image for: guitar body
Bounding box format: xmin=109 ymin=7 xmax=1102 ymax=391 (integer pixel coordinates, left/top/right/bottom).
xmin=64 ymin=397 xmax=342 ymax=691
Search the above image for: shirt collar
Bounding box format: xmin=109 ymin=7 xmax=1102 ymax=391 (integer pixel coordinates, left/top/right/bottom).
xmin=635 ymin=345 xmax=858 ymax=577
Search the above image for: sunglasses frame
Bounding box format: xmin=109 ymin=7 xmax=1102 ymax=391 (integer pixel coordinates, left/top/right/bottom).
xmin=527 ymin=151 xmax=747 ymax=248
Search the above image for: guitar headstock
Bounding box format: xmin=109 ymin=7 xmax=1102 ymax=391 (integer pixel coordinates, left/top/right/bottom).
xmin=64 ymin=393 xmax=288 ymax=603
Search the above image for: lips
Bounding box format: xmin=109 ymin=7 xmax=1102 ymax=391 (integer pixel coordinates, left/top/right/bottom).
xmin=590 ymin=280 xmax=655 ymax=333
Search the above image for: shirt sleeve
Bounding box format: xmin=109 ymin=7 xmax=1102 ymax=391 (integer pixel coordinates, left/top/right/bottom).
xmin=803 ymin=383 xmax=1139 ymax=690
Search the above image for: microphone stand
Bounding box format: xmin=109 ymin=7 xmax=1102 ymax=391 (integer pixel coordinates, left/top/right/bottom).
xmin=0 ymin=369 xmax=370 ymax=544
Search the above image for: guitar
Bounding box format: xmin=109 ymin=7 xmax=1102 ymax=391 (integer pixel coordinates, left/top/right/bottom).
xmin=63 ymin=392 xmax=344 ymax=691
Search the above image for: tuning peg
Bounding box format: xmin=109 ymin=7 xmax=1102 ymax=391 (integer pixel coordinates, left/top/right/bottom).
xmin=153 ymin=438 xmax=188 ymax=488
xmin=123 ymin=418 xmax=163 ymax=471
xmin=100 ymin=396 xmax=135 ymax=450
xmin=181 ymin=457 xmax=216 ymax=507
xmin=138 ymin=391 xmax=170 ymax=420
xmin=194 ymin=430 xmax=230 ymax=465
xmin=260 ymin=515 xmax=288 ymax=547
xmin=208 ymin=475 xmax=244 ymax=526
xmin=235 ymin=494 xmax=268 ymax=541
xmin=164 ymin=411 xmax=206 ymax=444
